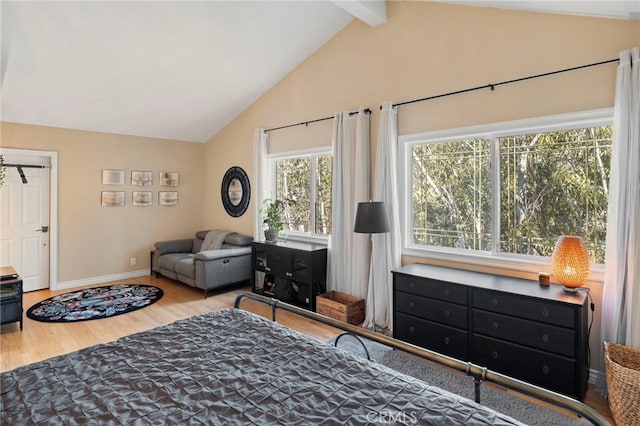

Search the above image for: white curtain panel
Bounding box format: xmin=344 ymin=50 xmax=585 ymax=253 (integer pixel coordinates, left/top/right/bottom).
xmin=597 ymin=47 xmax=640 ymax=394
xmin=365 ymin=101 xmax=402 ymax=329
xmin=327 ymin=109 xmax=371 ymax=299
xmin=253 ymin=129 xmax=270 ymax=241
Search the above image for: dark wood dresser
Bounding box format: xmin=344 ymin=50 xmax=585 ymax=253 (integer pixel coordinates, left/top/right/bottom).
xmin=393 ymin=263 xmax=589 ymax=400
xmin=252 ymin=241 xmax=327 ymax=311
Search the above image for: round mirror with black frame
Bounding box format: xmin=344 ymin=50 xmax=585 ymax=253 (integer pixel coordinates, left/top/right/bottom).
xmin=221 ymin=166 xmax=250 ymax=217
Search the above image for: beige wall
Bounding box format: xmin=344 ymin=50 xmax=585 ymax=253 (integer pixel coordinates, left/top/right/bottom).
xmin=204 ymin=2 xmax=639 ymax=370
xmin=0 ymin=122 xmax=205 ymax=283
xmin=204 ymin=1 xmax=638 ymax=236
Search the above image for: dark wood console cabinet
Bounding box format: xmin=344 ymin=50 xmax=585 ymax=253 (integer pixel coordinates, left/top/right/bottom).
xmin=252 ymin=241 xmax=327 ymax=311
xmin=393 ymin=263 xmax=589 ymax=400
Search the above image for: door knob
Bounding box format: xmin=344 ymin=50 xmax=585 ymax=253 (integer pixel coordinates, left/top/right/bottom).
xmin=36 ymin=226 xmax=49 ymax=233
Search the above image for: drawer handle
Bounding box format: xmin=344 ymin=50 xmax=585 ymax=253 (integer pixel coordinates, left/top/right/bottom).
xmin=491 ymin=299 xmax=499 ymax=308
xmin=541 ymin=334 xmax=549 ymax=343
xmin=265 ymin=267 xmax=271 ymax=272
xmin=491 ymin=322 xmax=499 ymax=330
xmin=541 ymin=308 xmax=550 ymax=318
xmin=409 ymin=326 xmax=414 ymax=334
xmin=492 ymin=351 xmax=499 ymax=360
xmin=409 ymin=302 xmax=414 ymax=310
xmin=223 ymin=259 xmax=230 ymax=264
xmin=444 ymin=337 xmax=450 ymax=345
xmin=444 ymin=289 xmax=450 ymax=296
xmin=409 ymin=281 xmax=415 ymax=288
xmin=542 ymin=365 xmax=550 ymax=375
xmin=443 ymin=310 xmax=450 ymax=318
xmin=286 ymin=272 xmax=293 ymax=277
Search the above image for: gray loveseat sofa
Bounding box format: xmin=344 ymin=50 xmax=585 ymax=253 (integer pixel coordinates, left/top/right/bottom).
xmin=153 ymin=230 xmax=253 ymax=298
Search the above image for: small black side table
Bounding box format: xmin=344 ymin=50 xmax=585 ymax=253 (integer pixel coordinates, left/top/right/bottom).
xmin=1 ymin=266 xmax=23 ymax=331
xmin=150 ymin=250 xmax=155 ymax=275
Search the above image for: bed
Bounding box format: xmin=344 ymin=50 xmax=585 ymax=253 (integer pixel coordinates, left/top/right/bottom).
xmin=1 ymin=292 xmax=607 ymax=425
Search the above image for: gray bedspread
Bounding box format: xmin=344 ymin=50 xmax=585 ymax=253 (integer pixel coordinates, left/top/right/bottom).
xmin=1 ymin=309 xmax=524 ymax=425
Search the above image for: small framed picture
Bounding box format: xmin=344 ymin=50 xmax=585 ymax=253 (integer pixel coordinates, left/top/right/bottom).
xmin=131 ymin=171 xmax=153 ymax=187
xmin=101 ymin=191 xmax=125 ymax=206
xmin=132 ymin=191 xmax=152 ymax=206
xmin=102 ymin=169 xmax=125 ymax=185
xmin=159 ymin=172 xmax=179 ymax=187
xmin=159 ymin=191 xmax=178 ymax=206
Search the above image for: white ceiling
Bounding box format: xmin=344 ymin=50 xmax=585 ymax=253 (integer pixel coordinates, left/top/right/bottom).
xmin=1 ymin=1 xmax=638 ymax=143
xmin=1 ymin=1 xmax=356 ymax=142
xmin=440 ymin=1 xmax=640 ymax=21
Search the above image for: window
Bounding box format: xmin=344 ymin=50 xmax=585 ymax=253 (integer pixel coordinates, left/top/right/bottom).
xmin=402 ymin=109 xmax=613 ymax=268
xmin=271 ymin=149 xmax=332 ymax=238
xmin=412 ymin=138 xmax=492 ymax=251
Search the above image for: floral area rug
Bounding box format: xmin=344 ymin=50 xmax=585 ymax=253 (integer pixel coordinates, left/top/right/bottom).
xmin=26 ymin=284 xmax=163 ymax=323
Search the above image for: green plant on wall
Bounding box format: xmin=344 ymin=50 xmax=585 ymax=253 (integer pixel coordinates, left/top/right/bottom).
xmin=259 ymin=198 xmax=295 ymax=241
xmin=0 ymin=155 xmax=6 ymax=187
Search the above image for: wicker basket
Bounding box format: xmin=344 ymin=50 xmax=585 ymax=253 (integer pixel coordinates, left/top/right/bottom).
xmin=605 ymin=342 xmax=640 ymax=426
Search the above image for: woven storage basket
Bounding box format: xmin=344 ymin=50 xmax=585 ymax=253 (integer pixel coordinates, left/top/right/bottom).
xmin=605 ymin=342 xmax=640 ymax=426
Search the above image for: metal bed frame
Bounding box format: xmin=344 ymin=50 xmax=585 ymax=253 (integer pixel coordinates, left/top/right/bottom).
xmin=235 ymin=291 xmax=609 ymax=426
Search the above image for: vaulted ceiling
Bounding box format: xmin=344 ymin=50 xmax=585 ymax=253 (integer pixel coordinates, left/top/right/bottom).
xmin=1 ymin=1 xmax=637 ymax=143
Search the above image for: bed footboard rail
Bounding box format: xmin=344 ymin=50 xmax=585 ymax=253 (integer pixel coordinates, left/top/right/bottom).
xmin=235 ymin=291 xmax=609 ymax=426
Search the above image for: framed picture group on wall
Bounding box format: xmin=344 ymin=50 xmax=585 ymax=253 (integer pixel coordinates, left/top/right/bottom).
xmin=100 ymin=169 xmax=180 ymax=207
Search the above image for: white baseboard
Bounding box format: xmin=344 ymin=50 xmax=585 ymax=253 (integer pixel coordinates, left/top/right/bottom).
xmin=52 ymin=269 xmax=150 ymax=291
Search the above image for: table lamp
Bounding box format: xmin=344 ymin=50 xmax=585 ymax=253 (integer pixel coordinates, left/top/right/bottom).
xmin=551 ymin=236 xmax=590 ymax=292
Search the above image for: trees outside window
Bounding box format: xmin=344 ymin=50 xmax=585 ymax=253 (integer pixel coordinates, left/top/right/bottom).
xmin=405 ymin=110 xmax=612 ymax=265
xmin=412 ymin=138 xmax=492 ymax=251
xmin=272 ymin=151 xmax=332 ymax=238
xmin=499 ymin=127 xmax=611 ymax=263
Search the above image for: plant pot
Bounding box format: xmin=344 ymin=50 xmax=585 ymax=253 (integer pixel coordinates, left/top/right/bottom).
xmin=264 ymin=228 xmax=278 ymax=242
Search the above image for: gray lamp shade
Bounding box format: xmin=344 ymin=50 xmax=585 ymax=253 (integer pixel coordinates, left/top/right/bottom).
xmin=354 ymin=201 xmax=390 ymax=234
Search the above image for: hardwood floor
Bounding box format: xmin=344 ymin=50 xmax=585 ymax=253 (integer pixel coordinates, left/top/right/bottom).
xmin=1 ymin=275 xmax=614 ymax=424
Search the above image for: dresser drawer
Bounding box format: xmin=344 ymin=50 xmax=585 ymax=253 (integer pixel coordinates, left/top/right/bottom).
xmin=396 ymin=291 xmax=468 ymax=329
xmin=395 ymin=274 xmax=468 ymax=305
xmin=473 ymin=288 xmax=575 ymax=328
xmin=395 ymin=312 xmax=468 ymax=360
xmin=472 ymin=335 xmax=578 ymax=398
xmin=472 ymin=310 xmax=576 ymax=357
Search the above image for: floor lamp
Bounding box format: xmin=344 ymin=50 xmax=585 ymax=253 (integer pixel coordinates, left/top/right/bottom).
xmin=354 ymin=201 xmax=390 ymax=332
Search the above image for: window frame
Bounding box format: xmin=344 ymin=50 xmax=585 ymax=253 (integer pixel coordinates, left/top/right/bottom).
xmin=399 ymin=108 xmax=613 ymax=280
xmin=267 ymin=146 xmax=332 ymax=244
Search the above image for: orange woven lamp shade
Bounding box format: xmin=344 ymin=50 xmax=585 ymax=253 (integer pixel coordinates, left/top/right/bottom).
xmin=551 ymin=236 xmax=591 ymax=291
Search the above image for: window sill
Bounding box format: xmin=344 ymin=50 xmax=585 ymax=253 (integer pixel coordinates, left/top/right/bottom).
xmin=279 ymin=232 xmax=329 ymax=246
xmin=402 ymin=245 xmax=604 ymax=283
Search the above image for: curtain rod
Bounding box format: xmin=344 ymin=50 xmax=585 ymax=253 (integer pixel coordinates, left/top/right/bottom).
xmin=2 ymin=163 xmax=47 ymax=184
xmin=3 ymin=164 xmax=47 ymax=168
xmin=264 ymin=108 xmax=371 ymax=133
xmin=387 ymin=58 xmax=619 ymax=110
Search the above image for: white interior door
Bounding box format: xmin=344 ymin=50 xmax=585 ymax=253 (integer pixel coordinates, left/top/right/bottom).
xmin=0 ymin=154 xmax=50 ymax=291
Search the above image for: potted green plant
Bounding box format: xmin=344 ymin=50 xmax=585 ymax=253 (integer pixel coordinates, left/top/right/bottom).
xmin=0 ymin=155 xmax=5 ymax=187
xmin=259 ymin=198 xmax=295 ymax=242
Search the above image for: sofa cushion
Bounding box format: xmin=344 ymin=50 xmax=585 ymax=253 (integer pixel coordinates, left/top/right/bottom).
xmin=224 ymin=233 xmax=252 ymax=246
xmin=194 ymin=247 xmax=251 ymax=261
xmin=195 ymin=230 xmax=209 ymax=240
xmin=158 ymin=253 xmax=192 ymax=271
xmin=192 ymin=238 xmax=203 ymax=253
xmin=193 ymin=230 xmax=252 ymax=250
xmin=175 ymin=257 xmax=196 ymax=280
xmin=155 ymin=239 xmax=193 ymax=256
